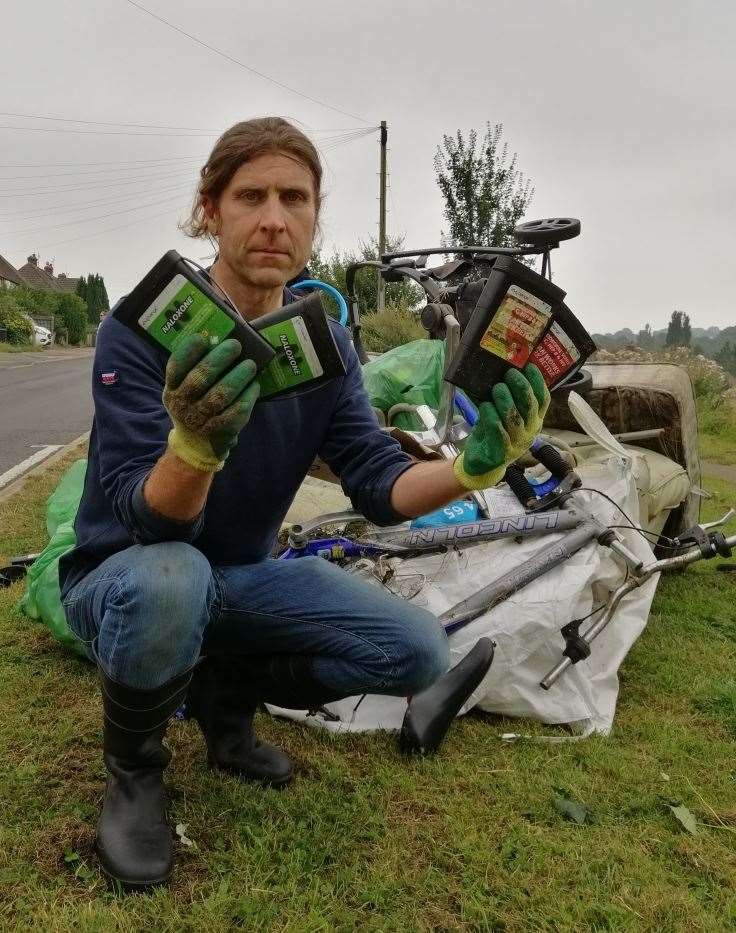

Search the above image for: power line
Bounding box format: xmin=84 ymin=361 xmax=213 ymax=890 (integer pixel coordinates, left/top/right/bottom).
xmin=33 ymin=204 xmax=186 ymax=250
xmin=0 ymin=181 xmax=194 ymax=218
xmin=0 ymin=121 xmax=378 ymax=142
xmin=318 ymin=128 xmax=379 ymax=154
xmin=0 ymin=114 xmax=367 ymax=141
xmin=5 ymin=192 xmax=189 ymax=236
xmin=0 ymin=168 xmax=198 ymax=197
xmin=0 ymin=135 xmax=371 ymax=224
xmin=0 ymin=160 xmax=203 ymax=180
xmin=120 ymin=0 xmax=371 ymax=125
xmin=0 ymin=111 xmax=218 ymax=132
xmin=316 ymin=128 xmax=379 ymax=141
xmin=0 ymin=181 xmax=194 ymax=221
xmin=321 ymin=128 xmax=378 ymax=144
xmin=2 ymin=125 xmax=381 ymax=247
xmin=0 ymin=123 xmax=214 ymax=138
xmin=0 ymin=156 xmax=205 ymax=168
xmin=0 ymin=129 xmax=376 ymax=196
xmin=0 ymin=139 xmax=375 ymax=228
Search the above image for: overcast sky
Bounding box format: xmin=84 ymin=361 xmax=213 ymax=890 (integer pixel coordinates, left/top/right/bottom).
xmin=3 ymin=0 xmax=735 ymax=333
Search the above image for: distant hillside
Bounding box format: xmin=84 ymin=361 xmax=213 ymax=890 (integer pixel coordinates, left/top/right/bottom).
xmin=592 ymin=323 xmax=736 ymax=356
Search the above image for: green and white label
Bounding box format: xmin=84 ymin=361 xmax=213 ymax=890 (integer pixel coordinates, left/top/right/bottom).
xmin=138 ymin=273 xmax=235 ymax=351
xmin=258 ymin=315 xmax=323 ymax=397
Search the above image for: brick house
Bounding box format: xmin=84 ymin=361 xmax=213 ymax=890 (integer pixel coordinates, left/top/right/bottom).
xmin=16 ymin=254 xmax=81 ymax=293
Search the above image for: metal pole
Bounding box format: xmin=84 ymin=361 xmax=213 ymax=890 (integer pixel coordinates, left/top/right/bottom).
xmin=377 ymin=120 xmax=387 ymax=311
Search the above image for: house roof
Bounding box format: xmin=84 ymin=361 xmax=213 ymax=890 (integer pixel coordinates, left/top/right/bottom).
xmin=54 ymin=273 xmax=81 ymax=293
xmin=13 ymin=255 xmax=82 ymax=293
xmin=17 ymin=260 xmax=58 ymax=291
xmin=0 ymin=253 xmax=23 ymax=286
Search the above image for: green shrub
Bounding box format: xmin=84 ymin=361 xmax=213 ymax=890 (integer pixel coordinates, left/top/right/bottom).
xmin=55 ymin=294 xmax=88 ymax=345
xmin=310 ymin=236 xmax=422 ymax=317
xmin=4 ymin=285 xmax=89 ymax=345
xmin=360 ymin=305 xmax=425 ymax=354
xmin=8 ymin=285 xmax=60 ymax=318
xmin=698 ymin=392 xmax=736 ymax=434
xmin=0 ymin=294 xmax=34 ymax=345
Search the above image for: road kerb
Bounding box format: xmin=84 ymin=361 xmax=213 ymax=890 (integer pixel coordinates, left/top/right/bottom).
xmin=0 ymin=432 xmax=90 ymax=504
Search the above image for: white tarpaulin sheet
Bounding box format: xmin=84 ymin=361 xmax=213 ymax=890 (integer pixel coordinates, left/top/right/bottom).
xmin=269 ymin=452 xmax=663 ymax=738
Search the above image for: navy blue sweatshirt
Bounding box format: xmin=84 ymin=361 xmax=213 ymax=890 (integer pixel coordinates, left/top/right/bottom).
xmin=59 ymin=290 xmax=413 ymax=597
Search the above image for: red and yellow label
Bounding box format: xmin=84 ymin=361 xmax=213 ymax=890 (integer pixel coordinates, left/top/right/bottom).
xmin=530 ymin=321 xmax=581 ymax=386
xmin=480 ymin=284 xmax=552 ymax=368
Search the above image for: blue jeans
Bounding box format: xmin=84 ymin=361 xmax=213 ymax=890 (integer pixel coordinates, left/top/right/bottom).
xmin=62 ymin=543 xmax=450 ymax=696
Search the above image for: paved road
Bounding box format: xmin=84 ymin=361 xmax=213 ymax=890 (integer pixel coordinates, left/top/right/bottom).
xmin=702 ymin=461 xmax=736 ymax=484
xmin=0 ymin=349 xmax=94 ymax=477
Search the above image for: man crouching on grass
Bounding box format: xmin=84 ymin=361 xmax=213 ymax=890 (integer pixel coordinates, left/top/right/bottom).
xmin=60 ymin=117 xmax=549 ymax=888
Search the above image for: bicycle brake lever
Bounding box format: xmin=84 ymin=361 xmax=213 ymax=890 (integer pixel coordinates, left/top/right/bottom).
xmin=673 ymin=510 xmax=736 ymax=559
xmin=288 ymin=510 xmax=364 ymax=545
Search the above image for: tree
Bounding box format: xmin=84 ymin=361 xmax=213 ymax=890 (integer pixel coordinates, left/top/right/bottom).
xmin=309 ymin=235 xmax=421 ymax=315
xmin=76 ymin=275 xmax=87 ymax=307
xmin=56 ymin=294 xmax=88 ymax=345
xmin=434 ymin=122 xmax=534 ymax=248
xmin=666 ymin=310 xmax=691 ymax=347
xmin=716 ymin=341 xmax=736 ymax=376
xmin=682 ymin=313 xmax=692 ymax=347
xmin=80 ymin=273 xmax=110 ymax=324
xmin=665 ymin=312 xmax=681 ymax=346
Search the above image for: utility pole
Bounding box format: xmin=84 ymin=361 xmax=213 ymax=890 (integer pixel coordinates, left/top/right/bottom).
xmin=377 ymin=120 xmax=387 ymax=311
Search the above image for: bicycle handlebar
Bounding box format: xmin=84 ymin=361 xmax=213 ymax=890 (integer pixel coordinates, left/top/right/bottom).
xmin=380 ymin=245 xmax=549 ymax=262
xmin=540 ymin=521 xmax=736 ymax=690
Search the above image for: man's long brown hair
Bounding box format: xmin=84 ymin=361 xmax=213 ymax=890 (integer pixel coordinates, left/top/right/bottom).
xmin=182 ymin=117 xmax=324 ymax=239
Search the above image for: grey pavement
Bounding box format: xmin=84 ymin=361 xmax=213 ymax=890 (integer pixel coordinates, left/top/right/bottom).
xmin=702 ymin=461 xmax=736 ymax=484
xmin=0 ymin=348 xmax=94 ymax=476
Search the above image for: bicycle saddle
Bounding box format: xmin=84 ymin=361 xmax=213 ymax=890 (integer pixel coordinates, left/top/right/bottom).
xmin=399 ymin=638 xmax=495 ymax=755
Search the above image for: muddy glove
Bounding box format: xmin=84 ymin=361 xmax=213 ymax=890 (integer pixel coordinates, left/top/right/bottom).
xmin=453 ymin=363 xmax=550 ymax=491
xmin=163 ymin=335 xmax=260 ymax=472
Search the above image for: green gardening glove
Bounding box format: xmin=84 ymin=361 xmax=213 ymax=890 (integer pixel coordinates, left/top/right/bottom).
xmin=163 ymin=335 xmax=260 ymax=472
xmin=454 ymin=363 xmax=551 ymax=491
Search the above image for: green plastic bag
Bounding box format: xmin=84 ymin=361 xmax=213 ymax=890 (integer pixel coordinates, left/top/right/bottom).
xmin=19 ymin=458 xmax=88 ymax=657
xmin=362 ymin=339 xmax=445 ymax=431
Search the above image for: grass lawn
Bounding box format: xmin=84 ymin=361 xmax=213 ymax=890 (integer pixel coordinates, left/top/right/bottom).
xmin=0 ymin=343 xmax=43 ymax=353
xmin=700 ymin=432 xmax=736 ymax=467
xmin=1 ymin=456 xmax=736 ymax=931
xmin=698 ymin=400 xmax=736 ymax=466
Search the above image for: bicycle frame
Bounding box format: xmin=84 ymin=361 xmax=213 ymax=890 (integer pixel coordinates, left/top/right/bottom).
xmin=281 ymin=498 xmax=736 ymax=693
xmin=280 ymin=505 xmax=586 ymax=561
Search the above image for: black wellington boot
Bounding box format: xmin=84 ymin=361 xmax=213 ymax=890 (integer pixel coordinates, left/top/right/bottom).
xmin=399 ymin=638 xmax=495 ymax=755
xmin=97 ymin=667 xmax=192 ymax=889
xmin=187 ymin=656 xmax=294 ymax=787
